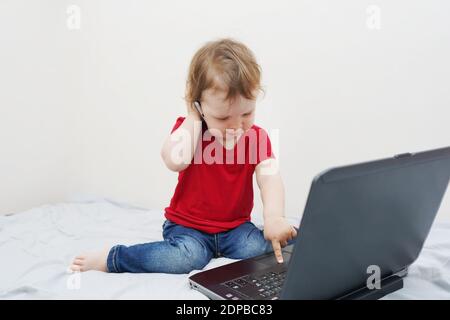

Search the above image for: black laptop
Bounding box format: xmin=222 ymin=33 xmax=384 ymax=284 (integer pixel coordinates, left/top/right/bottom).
xmin=188 ymin=146 xmax=450 ymax=300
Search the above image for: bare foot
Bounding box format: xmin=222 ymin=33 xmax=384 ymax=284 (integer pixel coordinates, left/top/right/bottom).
xmin=70 ymin=248 xmax=110 ymax=272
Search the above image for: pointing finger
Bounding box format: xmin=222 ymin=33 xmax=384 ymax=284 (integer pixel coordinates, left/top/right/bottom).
xmin=271 ymin=240 xmax=283 ymax=263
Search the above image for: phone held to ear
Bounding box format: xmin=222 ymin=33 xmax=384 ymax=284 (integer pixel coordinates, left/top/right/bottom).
xmin=193 ymin=101 xmax=204 ymax=119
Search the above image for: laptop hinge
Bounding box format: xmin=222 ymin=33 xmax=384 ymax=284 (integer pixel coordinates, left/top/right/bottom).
xmin=335 ymin=274 xmax=404 ymax=300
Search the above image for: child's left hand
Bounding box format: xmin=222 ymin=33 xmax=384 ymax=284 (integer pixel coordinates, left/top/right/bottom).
xmin=263 ymin=216 xmax=298 ymax=263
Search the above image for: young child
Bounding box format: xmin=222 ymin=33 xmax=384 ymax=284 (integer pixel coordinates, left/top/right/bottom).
xmin=70 ymin=38 xmax=297 ymax=274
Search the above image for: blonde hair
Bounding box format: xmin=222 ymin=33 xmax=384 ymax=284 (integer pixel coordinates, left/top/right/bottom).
xmin=185 ymin=38 xmax=263 ymax=106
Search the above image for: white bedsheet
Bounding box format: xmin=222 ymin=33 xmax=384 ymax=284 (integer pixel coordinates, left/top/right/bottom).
xmin=0 ymin=199 xmax=449 ymax=299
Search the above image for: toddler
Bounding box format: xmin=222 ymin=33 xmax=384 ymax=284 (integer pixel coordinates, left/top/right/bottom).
xmin=70 ymin=38 xmax=297 ymax=274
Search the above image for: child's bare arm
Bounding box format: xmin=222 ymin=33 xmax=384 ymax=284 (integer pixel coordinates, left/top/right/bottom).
xmin=161 ymin=105 xmax=202 ymax=172
xmin=256 ymin=158 xmax=297 ymax=263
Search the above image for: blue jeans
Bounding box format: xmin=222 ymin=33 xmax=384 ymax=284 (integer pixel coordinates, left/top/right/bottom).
xmin=106 ymin=220 xmax=292 ymax=274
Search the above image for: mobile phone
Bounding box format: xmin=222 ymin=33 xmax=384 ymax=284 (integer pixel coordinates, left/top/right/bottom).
xmin=193 ymin=101 xmax=204 ymax=118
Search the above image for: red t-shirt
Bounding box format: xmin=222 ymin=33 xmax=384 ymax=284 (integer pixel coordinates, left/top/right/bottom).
xmin=164 ymin=117 xmax=274 ymax=233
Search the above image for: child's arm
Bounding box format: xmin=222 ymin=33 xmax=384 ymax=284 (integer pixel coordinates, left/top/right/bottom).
xmin=161 ymin=105 xmax=202 ymax=172
xmin=256 ymin=158 xmax=297 ymax=263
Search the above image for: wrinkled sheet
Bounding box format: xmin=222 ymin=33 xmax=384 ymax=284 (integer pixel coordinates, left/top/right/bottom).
xmin=0 ymin=199 xmax=449 ymax=299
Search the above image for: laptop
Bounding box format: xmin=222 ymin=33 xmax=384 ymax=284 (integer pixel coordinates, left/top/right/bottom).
xmin=188 ymin=146 xmax=450 ymax=300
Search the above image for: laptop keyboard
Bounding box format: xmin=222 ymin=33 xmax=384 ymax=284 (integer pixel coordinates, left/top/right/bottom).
xmin=221 ymin=270 xmax=287 ymax=300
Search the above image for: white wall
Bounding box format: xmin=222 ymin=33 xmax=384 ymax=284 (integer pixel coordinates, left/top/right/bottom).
xmin=1 ymin=0 xmax=449 ymax=222
xmin=0 ymin=1 xmax=81 ymax=213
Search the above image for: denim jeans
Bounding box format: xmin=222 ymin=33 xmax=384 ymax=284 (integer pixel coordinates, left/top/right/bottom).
xmin=106 ymin=219 xmax=295 ymax=274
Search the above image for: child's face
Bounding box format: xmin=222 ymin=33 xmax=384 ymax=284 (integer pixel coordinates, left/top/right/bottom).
xmin=200 ymin=87 xmax=257 ymax=142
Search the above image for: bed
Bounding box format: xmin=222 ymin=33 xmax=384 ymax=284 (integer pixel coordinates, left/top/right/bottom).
xmin=1 ymin=198 xmax=449 ymax=299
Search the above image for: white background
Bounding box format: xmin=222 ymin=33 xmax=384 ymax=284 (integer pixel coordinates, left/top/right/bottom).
xmin=0 ymin=0 xmax=449 ymax=222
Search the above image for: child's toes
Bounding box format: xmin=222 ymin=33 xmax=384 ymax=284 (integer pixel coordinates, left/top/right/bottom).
xmin=70 ymin=264 xmax=82 ymax=272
